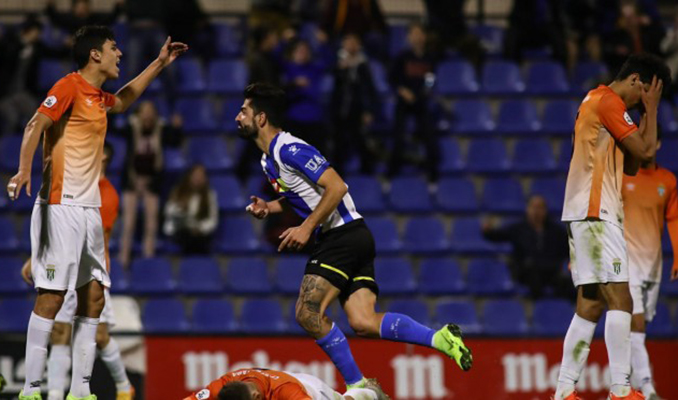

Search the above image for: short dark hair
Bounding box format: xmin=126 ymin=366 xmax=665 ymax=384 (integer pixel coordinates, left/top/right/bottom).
xmin=218 ymin=382 xmax=252 ymax=400
xmin=73 ymin=25 xmax=115 ymax=70
xmin=615 ymin=54 xmax=672 ymax=90
xmin=243 ymin=83 xmax=286 ymax=127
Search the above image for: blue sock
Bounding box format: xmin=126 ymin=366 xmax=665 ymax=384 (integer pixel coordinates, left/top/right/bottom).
xmin=380 ymin=312 xmax=436 ymax=347
xmin=316 ymin=323 xmax=363 ymax=385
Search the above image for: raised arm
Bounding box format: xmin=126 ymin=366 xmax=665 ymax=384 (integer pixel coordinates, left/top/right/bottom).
xmin=618 ymin=76 xmax=662 ymax=163
xmin=7 ymin=113 xmax=53 ymax=200
xmin=108 ymin=37 xmax=188 ymax=114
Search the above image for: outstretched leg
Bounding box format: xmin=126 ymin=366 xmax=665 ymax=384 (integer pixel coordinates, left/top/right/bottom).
xmin=295 ymin=275 xmax=364 ymax=386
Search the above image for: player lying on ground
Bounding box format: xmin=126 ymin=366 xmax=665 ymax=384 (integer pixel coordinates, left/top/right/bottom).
xmin=555 ymin=53 xmax=671 ymax=400
xmin=236 ymin=83 xmax=471 ymax=391
xmin=6 ymin=25 xmax=186 ymax=400
xmin=20 ymin=143 xmax=133 ymax=400
xmin=184 ymin=368 xmax=388 ymax=400
xmin=621 ymin=128 xmax=678 ymax=400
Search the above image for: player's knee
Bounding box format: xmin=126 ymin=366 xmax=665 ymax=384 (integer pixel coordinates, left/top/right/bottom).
xmin=96 ymin=326 xmax=110 ymax=349
xmin=577 ymin=300 xmax=605 ymax=322
xmin=295 ymin=304 xmax=322 ymax=334
xmin=34 ymin=290 xmax=66 ymax=319
xmin=348 ymin=314 xmax=379 ymax=337
xmin=51 ymin=322 xmax=72 ymax=345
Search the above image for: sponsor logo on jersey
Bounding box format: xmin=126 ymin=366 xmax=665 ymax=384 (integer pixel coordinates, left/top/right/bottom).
xmin=85 ymin=98 xmax=94 ymax=107
xmin=43 ymin=96 xmax=57 ymax=108
xmin=196 ymin=389 xmax=210 ymax=399
xmin=305 ymin=155 xmax=326 ymax=173
xmin=288 ymin=145 xmax=300 ymax=155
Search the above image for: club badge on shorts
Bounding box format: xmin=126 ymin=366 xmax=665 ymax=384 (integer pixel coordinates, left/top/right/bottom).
xmin=46 ymin=264 xmax=56 ymax=281
xmin=612 ymin=258 xmax=622 ymax=275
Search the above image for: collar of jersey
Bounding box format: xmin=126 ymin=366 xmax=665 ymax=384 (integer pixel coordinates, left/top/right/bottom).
xmin=268 ymin=131 xmax=284 ymax=156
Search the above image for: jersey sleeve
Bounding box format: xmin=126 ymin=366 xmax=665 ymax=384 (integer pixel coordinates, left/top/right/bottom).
xmin=279 ymin=143 xmax=330 ymax=183
xmin=598 ymin=92 xmax=638 ymax=142
xmin=184 ymin=379 xmax=227 ymax=400
xmin=103 ymin=91 xmax=117 ymax=111
xmin=276 ymin=384 xmax=313 ymax=400
xmin=665 ymin=173 xmax=678 ymax=222
xmin=37 ymin=78 xmax=77 ymax=122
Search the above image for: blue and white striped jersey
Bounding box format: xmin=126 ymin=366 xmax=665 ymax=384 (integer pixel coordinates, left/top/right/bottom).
xmin=261 ymin=132 xmax=362 ymax=232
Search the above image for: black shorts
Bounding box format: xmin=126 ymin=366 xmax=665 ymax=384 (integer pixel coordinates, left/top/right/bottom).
xmin=305 ymin=219 xmax=379 ymax=304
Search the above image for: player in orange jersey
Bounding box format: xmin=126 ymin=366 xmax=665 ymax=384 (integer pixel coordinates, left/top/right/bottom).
xmin=6 ymin=25 xmax=187 ymax=400
xmin=554 ymin=54 xmax=670 ymax=400
xmin=184 ymin=368 xmax=388 ymax=400
xmin=622 ymin=130 xmax=678 ymax=400
xmin=21 ymin=143 xmax=133 ymax=400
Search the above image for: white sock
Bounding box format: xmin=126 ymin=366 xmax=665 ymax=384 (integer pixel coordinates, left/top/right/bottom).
xmin=22 ymin=312 xmax=55 ymax=395
xmin=630 ymin=332 xmax=655 ymax=396
xmin=47 ymin=344 xmax=71 ymax=396
xmin=69 ymin=316 xmax=99 ymax=398
xmin=605 ymin=310 xmax=632 ymax=397
xmin=344 ymin=388 xmax=378 ymax=400
xmin=555 ymin=314 xmax=596 ymax=399
xmin=99 ymin=339 xmax=131 ymax=391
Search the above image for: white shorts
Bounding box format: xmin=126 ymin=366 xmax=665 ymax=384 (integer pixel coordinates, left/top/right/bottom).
xmin=567 ymin=220 xmax=629 ymax=287
xmin=54 ymin=289 xmax=116 ymax=327
xmin=286 ymin=372 xmax=343 ymax=400
xmin=31 ymin=204 xmax=110 ymax=291
xmin=629 ymin=280 xmax=660 ymax=322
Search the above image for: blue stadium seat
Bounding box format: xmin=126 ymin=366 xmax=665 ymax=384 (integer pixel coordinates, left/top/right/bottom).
xmin=482 ymin=61 xmax=525 ymax=94
xmin=572 ymin=61 xmax=608 ymax=94
xmin=467 ymin=259 xmax=514 ymax=295
xmin=240 ymin=299 xmax=286 ymax=334
xmin=38 ymin=59 xmax=69 ymax=90
xmin=192 ymin=299 xmax=238 ymax=333
xmin=470 ymin=25 xmax=504 ymax=55
xmin=222 ymin=98 xmax=244 ymax=134
xmin=557 ymin=139 xmax=573 ymax=172
xmin=419 ymin=258 xmax=465 ymax=295
xmin=467 ymin=139 xmax=510 ymax=173
xmin=542 ymin=100 xmax=579 ymax=135
xmin=143 ymin=299 xmax=189 ymax=333
xmin=646 ymin=302 xmax=676 ymax=338
xmin=178 ymin=257 xmax=224 ymax=295
xmin=369 ymin=61 xmax=390 ymax=95
xmin=176 ymin=98 xmax=218 ymax=132
xmin=482 ymin=300 xmax=528 ymax=336
xmin=346 ymin=176 xmax=385 ymax=214
xmin=214 ymin=23 xmax=244 ymax=57
xmin=532 ymin=299 xmax=575 ymax=336
xmin=188 ymin=137 xmax=233 ymax=172
xmin=436 ymin=177 xmax=478 ymax=213
xmin=388 ymin=25 xmax=408 ymax=57
xmin=531 ymin=177 xmax=566 ymax=214
xmin=227 ymin=258 xmax=272 ymax=295
xmin=434 ymin=300 xmax=481 ymax=334
xmin=0 ymin=298 xmax=34 ymax=332
xmin=513 ymin=139 xmax=556 ymax=173
xmin=163 ymin=148 xmax=188 ymax=173
xmin=175 ymin=58 xmax=206 ymax=93
xmin=526 ymin=61 xmax=570 ymax=95
xmin=286 ymin=301 xmax=306 ymax=334
xmin=108 ymin=258 xmax=129 ymax=294
xmin=658 ymin=102 xmax=678 ymax=133
xmin=657 ymin=139 xmax=678 ymax=171
xmin=0 ymin=135 xmax=42 ymax=172
xmin=20 ymin=216 xmax=32 ymax=252
xmin=366 ymin=217 xmax=402 ymax=254
xmin=388 ymin=300 xmax=430 ymax=326
xmin=274 ymin=256 xmax=307 ymax=295
xmin=211 ymin=175 xmax=246 ymax=212
xmin=129 ymin=258 xmax=176 ymax=295
xmin=389 ymin=177 xmax=432 ymax=213
xmin=436 ymin=61 xmax=479 ymax=95
xmin=451 ymin=100 xmax=495 ymax=134
xmin=0 ymin=216 xmax=19 ymax=253
xmin=208 ymin=59 xmax=248 ymax=94
xmin=660 ymin=259 xmax=678 ymax=297
xmin=0 ymin=257 xmax=29 ymax=295
xmin=245 ymin=176 xmax=269 ymax=200
xmin=450 ymin=217 xmax=496 ymax=254
xmin=374 ymin=257 xmax=417 ymax=295
xmin=496 ymin=100 xmax=541 ymax=134
xmin=105 ymin=135 xmax=126 ymax=173
xmin=214 ymin=216 xmax=261 ymax=254
xmin=438 ymin=138 xmax=466 ymax=174
xmin=482 ymin=178 xmax=525 ymax=214
xmin=403 ymin=217 xmax=449 ymax=255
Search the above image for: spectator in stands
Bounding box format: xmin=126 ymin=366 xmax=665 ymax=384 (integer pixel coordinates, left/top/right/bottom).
xmin=118 ymin=100 xmax=184 ymax=267
xmin=503 ymin=0 xmax=569 ymax=66
xmin=163 ymin=165 xmax=218 ymax=254
xmin=45 ymin=0 xmax=124 ymax=36
xmin=661 ymin=9 xmax=678 ymax=94
xmin=249 ymin=0 xmax=293 ymax=35
xmin=602 ymin=1 xmax=666 ymax=75
xmin=423 ymin=0 xmax=484 ymax=69
xmin=564 ymin=0 xmax=603 ymax=70
xmin=283 ymin=39 xmax=329 ymax=154
xmin=124 ymin=0 xmax=166 ymax=76
xmin=330 ymin=34 xmax=379 ymax=175
xmin=163 ymin=0 xmax=215 ymax=64
xmin=0 ymin=15 xmax=69 ymax=135
xmin=321 ymin=0 xmax=387 ymax=41
xmin=388 ymin=23 xmax=439 ymax=182
xmin=482 ymin=195 xmax=572 ymax=300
